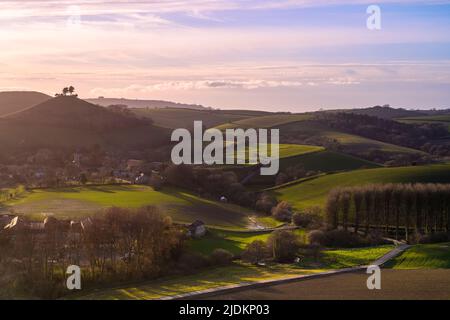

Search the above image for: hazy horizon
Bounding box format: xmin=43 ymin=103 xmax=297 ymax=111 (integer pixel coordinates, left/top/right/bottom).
xmin=1 ymin=0 xmax=449 ymax=111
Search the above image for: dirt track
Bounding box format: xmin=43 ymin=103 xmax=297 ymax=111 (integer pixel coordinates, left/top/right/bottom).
xmin=203 ymin=269 xmax=450 ymax=300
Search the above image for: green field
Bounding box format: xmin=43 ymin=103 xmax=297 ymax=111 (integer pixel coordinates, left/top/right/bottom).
xmin=75 ymin=262 xmax=323 ymax=300
xmin=75 ymin=244 xmax=394 ymax=300
xmin=1 ymin=185 xmax=262 ymax=229
xmin=189 ymin=229 xmax=305 ymax=255
xmin=386 ymin=243 xmax=450 ymax=269
xmin=272 ymin=163 xmax=450 ymax=211
xmin=132 ymin=108 xmax=266 ymax=129
xmin=242 ymin=150 xmax=380 ymax=190
xmin=398 ymin=115 xmax=450 ymax=132
xmin=279 ymin=150 xmax=380 ymax=172
xmin=316 ymin=245 xmax=394 ymax=269
xmin=280 ymin=121 xmax=427 ymax=157
xmin=231 ymin=143 xmax=324 ymax=164
xmin=216 ymin=114 xmax=312 ymax=130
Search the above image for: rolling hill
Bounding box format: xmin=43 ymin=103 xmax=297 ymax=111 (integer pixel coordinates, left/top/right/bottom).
xmin=131 ymin=107 xmax=268 ymax=129
xmin=215 ymin=113 xmax=427 ymax=160
xmin=0 ymin=96 xmax=169 ymax=150
xmin=215 ymin=113 xmax=312 ymax=130
xmin=398 ymin=115 xmax=450 ymax=132
xmin=278 ymin=150 xmax=380 ymax=173
xmin=86 ymin=97 xmax=206 ymax=110
xmin=0 ymin=91 xmax=51 ymax=116
xmin=338 ymin=105 xmax=426 ymax=119
xmin=279 ymin=120 xmax=428 ymax=160
xmin=7 ymin=96 xmax=148 ymax=130
xmin=272 ymin=163 xmax=450 ymax=211
xmin=1 ymin=185 xmax=266 ymax=229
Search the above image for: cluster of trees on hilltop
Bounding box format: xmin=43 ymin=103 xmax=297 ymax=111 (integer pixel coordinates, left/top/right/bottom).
xmin=315 ymin=112 xmax=450 ymax=156
xmin=55 ymin=86 xmax=77 ymax=97
xmin=326 ymin=183 xmax=450 ymax=241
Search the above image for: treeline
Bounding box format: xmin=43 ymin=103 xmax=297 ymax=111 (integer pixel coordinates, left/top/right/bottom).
xmin=326 ymin=183 xmax=450 ymax=240
xmin=0 ymin=207 xmax=184 ymax=298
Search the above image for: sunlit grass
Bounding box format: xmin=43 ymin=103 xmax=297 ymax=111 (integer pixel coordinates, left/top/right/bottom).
xmin=386 ymin=243 xmax=450 ymax=269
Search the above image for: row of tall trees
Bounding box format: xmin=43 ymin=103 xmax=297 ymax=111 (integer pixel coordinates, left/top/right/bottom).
xmin=326 ymin=183 xmax=450 ymax=240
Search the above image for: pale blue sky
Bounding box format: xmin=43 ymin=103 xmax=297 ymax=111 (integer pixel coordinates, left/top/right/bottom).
xmin=0 ymin=0 xmax=449 ymax=110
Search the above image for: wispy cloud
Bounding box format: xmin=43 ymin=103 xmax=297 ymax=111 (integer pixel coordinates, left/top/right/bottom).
xmin=0 ymin=0 xmax=449 ymax=109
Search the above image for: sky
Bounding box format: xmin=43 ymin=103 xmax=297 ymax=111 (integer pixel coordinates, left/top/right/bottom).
xmin=0 ymin=0 xmax=449 ymax=111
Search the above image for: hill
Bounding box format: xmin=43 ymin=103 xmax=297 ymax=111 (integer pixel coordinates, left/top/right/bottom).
xmin=132 ymin=107 xmax=268 ymax=129
xmin=86 ymin=97 xmax=206 ymax=110
xmin=279 ymin=120 xmax=428 ymax=163
xmin=398 ymin=115 xmax=450 ymax=132
xmin=215 ymin=113 xmax=312 ymax=130
xmin=272 ymin=163 xmax=450 ymax=211
xmin=278 ymin=150 xmax=380 ymax=173
xmin=339 ymin=105 xmax=425 ymax=119
xmin=0 ymin=91 xmax=51 ymax=116
xmin=1 ymin=185 xmax=270 ymax=229
xmin=0 ymin=96 xmax=169 ymax=150
xmin=213 ymin=112 xmax=431 ymax=165
xmin=7 ymin=96 xmax=149 ymax=130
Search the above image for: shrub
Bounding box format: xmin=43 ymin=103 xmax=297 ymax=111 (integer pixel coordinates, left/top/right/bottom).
xmin=175 ymin=252 xmax=210 ymax=273
xmin=418 ymin=232 xmax=449 ymax=244
xmin=149 ymin=173 xmax=163 ymax=190
xmin=210 ymin=249 xmax=234 ymax=266
xmin=308 ymin=230 xmax=326 ymax=245
xmin=163 ymin=164 xmax=194 ymax=188
xmin=312 ymin=230 xmax=365 ymax=248
xmin=310 ymin=229 xmax=388 ymax=248
xmin=242 ymin=240 xmax=269 ymax=264
xmin=255 ymin=193 xmax=277 ymax=214
xmin=267 ymin=230 xmax=300 ymax=262
xmin=292 ymin=208 xmax=323 ymax=229
xmin=271 ymin=201 xmax=293 ymax=222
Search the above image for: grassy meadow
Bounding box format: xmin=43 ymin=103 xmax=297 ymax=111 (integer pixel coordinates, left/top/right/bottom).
xmin=386 ymin=243 xmax=450 ymax=269
xmin=280 ymin=150 xmax=380 ymax=172
xmin=132 ymin=107 xmax=265 ymax=129
xmin=398 ymin=115 xmax=450 ymax=132
xmin=75 ymin=244 xmax=394 ymax=300
xmin=216 ymin=113 xmax=312 ymax=130
xmin=76 ymin=262 xmax=324 ymax=300
xmin=232 ymin=143 xmax=324 ymax=164
xmin=280 ymin=121 xmax=427 ymax=157
xmin=272 ymin=163 xmax=450 ymax=211
xmin=188 ymin=228 xmax=306 ymax=255
xmin=1 ymin=185 xmax=265 ymax=229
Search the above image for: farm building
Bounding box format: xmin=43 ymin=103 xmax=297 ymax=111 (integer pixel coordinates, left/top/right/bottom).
xmin=187 ymin=220 xmax=206 ymax=238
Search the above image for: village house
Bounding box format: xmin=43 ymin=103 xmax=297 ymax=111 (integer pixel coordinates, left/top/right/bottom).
xmin=3 ymin=216 xmax=45 ymax=233
xmin=187 ymin=220 xmax=206 ymax=238
xmin=135 ymin=173 xmax=150 ymax=184
xmin=0 ymin=214 xmax=15 ymax=230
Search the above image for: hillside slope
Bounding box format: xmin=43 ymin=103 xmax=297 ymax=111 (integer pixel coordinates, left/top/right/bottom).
xmin=87 ymin=97 xmax=205 ymax=110
xmin=7 ymin=96 xmax=149 ymax=130
xmin=0 ymin=91 xmax=51 ymax=116
xmin=272 ymin=163 xmax=450 ymax=211
xmin=132 ymin=107 xmax=267 ymax=129
xmin=339 ymin=106 xmax=425 ymax=119
xmin=0 ymin=96 xmax=169 ymax=149
xmin=2 ymin=185 xmax=260 ymax=229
